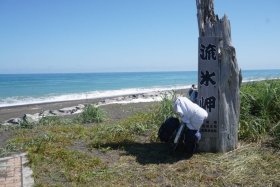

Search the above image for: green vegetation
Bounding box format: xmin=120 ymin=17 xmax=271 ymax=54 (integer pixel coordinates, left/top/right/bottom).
xmin=0 ymin=80 xmax=279 ymax=186
xmin=90 ymin=95 xmax=176 ymax=148
xmin=239 ymin=80 xmax=280 ymax=147
xmin=75 ymin=104 xmax=106 ymax=123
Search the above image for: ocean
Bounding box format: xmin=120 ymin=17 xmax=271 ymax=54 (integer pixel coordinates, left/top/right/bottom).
xmin=0 ymin=69 xmax=279 ymax=107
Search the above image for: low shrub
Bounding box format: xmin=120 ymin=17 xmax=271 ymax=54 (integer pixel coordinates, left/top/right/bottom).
xmin=76 ymin=105 xmax=106 ymax=124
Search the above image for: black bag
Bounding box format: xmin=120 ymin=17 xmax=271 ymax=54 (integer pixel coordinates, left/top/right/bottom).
xmin=158 ymin=117 xmax=180 ymax=143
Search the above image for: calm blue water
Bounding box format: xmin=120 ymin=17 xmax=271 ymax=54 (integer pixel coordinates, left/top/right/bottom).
xmin=0 ymin=70 xmax=279 ymax=107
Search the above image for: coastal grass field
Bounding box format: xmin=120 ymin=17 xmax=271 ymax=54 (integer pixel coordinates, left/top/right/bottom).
xmin=0 ymin=80 xmax=280 ymax=186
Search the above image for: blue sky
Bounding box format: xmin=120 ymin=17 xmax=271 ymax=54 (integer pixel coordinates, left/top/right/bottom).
xmin=0 ymin=0 xmax=279 ymax=73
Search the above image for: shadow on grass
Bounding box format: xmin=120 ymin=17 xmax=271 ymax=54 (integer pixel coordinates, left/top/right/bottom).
xmin=97 ymin=142 xmax=192 ymax=165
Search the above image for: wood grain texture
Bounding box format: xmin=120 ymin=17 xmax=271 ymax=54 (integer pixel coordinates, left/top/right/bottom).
xmin=196 ymin=0 xmax=241 ymax=152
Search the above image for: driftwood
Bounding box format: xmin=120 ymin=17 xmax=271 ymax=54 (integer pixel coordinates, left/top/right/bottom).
xmin=196 ymin=0 xmax=242 ymax=152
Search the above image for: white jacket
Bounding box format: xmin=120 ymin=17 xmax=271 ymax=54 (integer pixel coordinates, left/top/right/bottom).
xmin=173 ymin=97 xmax=208 ymax=130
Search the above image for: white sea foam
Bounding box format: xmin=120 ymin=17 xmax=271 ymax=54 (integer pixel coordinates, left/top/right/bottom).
xmin=242 ymin=77 xmax=279 ymax=83
xmin=1 ymin=77 xmax=279 ymax=108
xmin=0 ymin=85 xmax=190 ymax=108
xmin=97 ymin=97 xmax=164 ymax=106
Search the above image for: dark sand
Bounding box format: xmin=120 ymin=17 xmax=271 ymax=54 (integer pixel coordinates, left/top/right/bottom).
xmin=0 ymin=89 xmax=187 ymax=123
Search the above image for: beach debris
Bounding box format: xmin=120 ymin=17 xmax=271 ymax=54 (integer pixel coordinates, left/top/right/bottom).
xmin=76 ymin=104 xmax=85 ymax=109
xmin=116 ymin=96 xmax=125 ymax=101
xmin=0 ymin=118 xmax=23 ymax=127
xmin=59 ymin=106 xmax=77 ymax=114
xmin=39 ymin=110 xmax=55 ymax=117
xmin=49 ymin=110 xmax=64 ymax=116
xmin=97 ymin=100 xmax=106 ymax=105
xmin=58 ymin=104 xmax=85 ymax=115
xmin=0 ymin=122 xmax=11 ymax=126
xmin=23 ymin=113 xmax=41 ymax=124
xmin=6 ymin=118 xmax=23 ymax=125
xmin=77 ymin=104 xmax=85 ymax=108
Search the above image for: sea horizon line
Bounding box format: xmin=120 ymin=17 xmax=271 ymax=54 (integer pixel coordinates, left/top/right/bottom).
xmin=0 ymin=68 xmax=279 ymax=75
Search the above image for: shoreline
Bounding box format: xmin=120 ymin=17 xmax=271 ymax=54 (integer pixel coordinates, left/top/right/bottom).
xmin=0 ymin=89 xmax=187 ymax=124
xmin=0 ymin=85 xmax=190 ymax=108
xmin=1 ymin=78 xmax=278 ymax=125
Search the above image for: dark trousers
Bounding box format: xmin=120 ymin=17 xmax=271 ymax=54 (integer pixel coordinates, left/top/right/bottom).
xmin=183 ymin=128 xmax=198 ymax=155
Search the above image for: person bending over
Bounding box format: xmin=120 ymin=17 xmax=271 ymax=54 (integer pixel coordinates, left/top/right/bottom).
xmin=173 ymin=96 xmax=208 ymax=154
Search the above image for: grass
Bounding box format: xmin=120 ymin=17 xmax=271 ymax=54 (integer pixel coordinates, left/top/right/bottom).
xmin=0 ymin=80 xmax=279 ymax=186
xmin=239 ymin=80 xmax=280 ymax=146
xmin=90 ymin=94 xmax=176 ymax=148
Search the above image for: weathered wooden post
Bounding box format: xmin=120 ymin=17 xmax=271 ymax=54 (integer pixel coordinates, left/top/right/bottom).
xmin=196 ymin=0 xmax=242 ymax=152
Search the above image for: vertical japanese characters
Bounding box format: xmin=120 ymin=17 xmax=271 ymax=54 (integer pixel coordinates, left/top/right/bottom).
xmin=198 ymin=38 xmax=219 ymax=133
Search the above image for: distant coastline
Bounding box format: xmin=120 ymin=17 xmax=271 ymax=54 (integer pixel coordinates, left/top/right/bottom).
xmin=0 ymin=70 xmax=279 ymax=108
